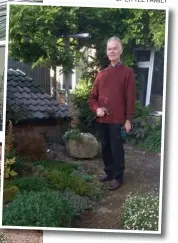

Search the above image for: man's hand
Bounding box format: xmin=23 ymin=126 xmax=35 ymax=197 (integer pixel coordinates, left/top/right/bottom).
xmin=124 ymin=120 xmax=132 ymax=133
xmin=96 ymin=107 xmax=105 ymax=117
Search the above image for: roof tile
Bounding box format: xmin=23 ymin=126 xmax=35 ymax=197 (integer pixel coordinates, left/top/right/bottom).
xmin=6 ymin=69 xmax=69 ymax=122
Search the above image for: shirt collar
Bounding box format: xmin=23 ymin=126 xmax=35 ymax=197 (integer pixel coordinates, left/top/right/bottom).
xmin=109 ymin=61 xmax=122 ymax=67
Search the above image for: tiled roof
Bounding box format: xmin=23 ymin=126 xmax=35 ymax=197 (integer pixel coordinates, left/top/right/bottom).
xmin=7 ymin=69 xmax=69 ymax=123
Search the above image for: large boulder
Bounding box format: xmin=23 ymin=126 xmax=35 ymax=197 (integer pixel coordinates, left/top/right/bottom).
xmin=65 ymin=133 xmax=99 ymax=159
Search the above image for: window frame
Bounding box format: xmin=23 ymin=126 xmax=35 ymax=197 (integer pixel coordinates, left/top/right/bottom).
xmin=136 ymin=47 xmax=162 ymax=115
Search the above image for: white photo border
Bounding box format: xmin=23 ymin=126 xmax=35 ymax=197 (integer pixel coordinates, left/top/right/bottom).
xmin=0 ymin=0 xmax=169 ymax=235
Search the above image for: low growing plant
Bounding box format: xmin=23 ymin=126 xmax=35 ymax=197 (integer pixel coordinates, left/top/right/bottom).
xmin=3 ymin=190 xmax=73 ymax=227
xmin=71 ymin=170 xmax=94 ymax=182
xmin=121 ymin=191 xmax=159 ymax=231
xmin=3 ymin=185 xmax=19 ymax=204
xmin=10 ymin=176 xmax=51 ymax=192
xmin=33 ymin=160 xmax=78 ymax=173
xmin=47 ymin=170 xmax=92 ymax=196
xmin=60 ymin=189 xmax=94 ymax=217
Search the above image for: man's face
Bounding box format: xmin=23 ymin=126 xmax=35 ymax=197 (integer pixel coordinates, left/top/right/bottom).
xmin=107 ymin=40 xmax=122 ymax=62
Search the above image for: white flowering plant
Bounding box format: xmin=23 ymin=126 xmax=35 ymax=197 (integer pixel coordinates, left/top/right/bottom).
xmin=121 ymin=191 xmax=159 ymax=231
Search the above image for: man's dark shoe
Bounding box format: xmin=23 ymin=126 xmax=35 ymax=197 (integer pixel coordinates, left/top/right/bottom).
xmin=107 ymin=179 xmax=123 ymax=190
xmin=99 ymin=174 xmax=113 ymax=182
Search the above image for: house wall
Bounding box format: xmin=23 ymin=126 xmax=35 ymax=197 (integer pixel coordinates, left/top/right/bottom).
xmin=13 ymin=123 xmax=63 ymax=144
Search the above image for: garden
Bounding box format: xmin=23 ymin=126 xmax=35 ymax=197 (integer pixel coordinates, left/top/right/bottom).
xmin=2 ymin=100 xmax=161 ymax=230
xmin=1 ymin=5 xmax=164 ymax=231
xmin=3 ymin=121 xmax=104 ymax=228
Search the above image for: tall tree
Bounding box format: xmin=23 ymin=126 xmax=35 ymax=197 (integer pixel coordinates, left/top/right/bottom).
xmin=9 ymin=5 xmax=166 ymax=89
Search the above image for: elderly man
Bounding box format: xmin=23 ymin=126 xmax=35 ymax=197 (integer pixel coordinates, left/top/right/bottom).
xmin=88 ymin=36 xmax=136 ymax=190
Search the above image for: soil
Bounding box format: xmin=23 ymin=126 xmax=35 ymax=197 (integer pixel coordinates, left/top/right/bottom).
xmin=47 ymin=143 xmax=161 ymax=230
xmin=0 ymin=230 xmax=43 ymax=243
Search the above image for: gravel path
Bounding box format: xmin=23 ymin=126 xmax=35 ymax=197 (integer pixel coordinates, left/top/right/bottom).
xmin=47 ymin=143 xmax=161 ymax=230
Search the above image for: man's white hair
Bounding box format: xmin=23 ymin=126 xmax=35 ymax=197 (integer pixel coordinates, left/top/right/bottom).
xmin=107 ymin=36 xmax=123 ymax=53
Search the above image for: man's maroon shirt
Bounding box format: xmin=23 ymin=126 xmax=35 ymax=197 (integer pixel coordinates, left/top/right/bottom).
xmin=88 ymin=63 xmax=136 ymax=125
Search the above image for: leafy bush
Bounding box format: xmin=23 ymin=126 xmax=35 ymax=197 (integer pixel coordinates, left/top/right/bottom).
xmin=10 ymin=176 xmax=51 ymax=192
xmin=60 ymin=189 xmax=93 ymax=217
xmin=138 ymin=117 xmax=162 ymax=152
xmin=3 ymin=190 xmax=73 ymax=227
xmin=4 ymin=157 xmax=18 ymax=179
xmin=47 ymin=170 xmax=92 ymax=196
xmin=127 ymin=101 xmax=152 ymax=144
xmin=121 ymin=192 xmax=159 ymax=231
xmin=3 ymin=185 xmax=19 ymax=204
xmin=11 ymin=156 xmax=33 ymax=177
xmin=139 ymin=130 xmax=161 ymax=152
xmin=72 ymin=79 xmax=96 ymax=132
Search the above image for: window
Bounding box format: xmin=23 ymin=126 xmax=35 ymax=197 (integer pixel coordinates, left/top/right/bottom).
xmin=135 ymin=48 xmax=164 ymax=113
xmin=135 ymin=67 xmax=149 ymax=106
xmin=150 ymin=50 xmax=164 ymax=112
xmin=135 ymin=49 xmax=151 ymax=62
xmin=135 ymin=48 xmax=155 ymax=106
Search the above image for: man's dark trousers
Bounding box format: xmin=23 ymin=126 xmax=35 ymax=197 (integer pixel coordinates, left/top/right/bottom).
xmin=98 ymin=123 xmax=125 ymax=182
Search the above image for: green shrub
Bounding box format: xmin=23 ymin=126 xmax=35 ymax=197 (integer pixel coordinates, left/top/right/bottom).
xmin=121 ymin=192 xmax=159 ymax=231
xmin=4 ymin=157 xmax=18 ymax=179
xmin=33 ymin=160 xmax=78 ymax=173
xmin=127 ymin=101 xmax=152 ymax=144
xmin=3 ymin=185 xmax=19 ymax=204
xmin=10 ymin=176 xmax=51 ymax=192
xmin=72 ymin=79 xmax=96 ymax=133
xmin=31 ymin=165 xmax=47 ymax=177
xmin=138 ymin=118 xmax=162 ymax=153
xmin=139 ymin=129 xmax=161 ymax=153
xmin=47 ymin=170 xmax=92 ymax=196
xmin=62 ymin=128 xmax=81 ymax=141
xmin=71 ymin=169 xmax=94 ymax=182
xmin=60 ymin=189 xmax=93 ymax=217
xmin=3 ymin=190 xmax=73 ymax=227
xmin=11 ymin=156 xmax=33 ymax=176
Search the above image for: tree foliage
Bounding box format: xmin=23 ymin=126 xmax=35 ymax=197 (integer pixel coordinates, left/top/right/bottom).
xmin=9 ymin=5 xmax=80 ymax=73
xmin=9 ymin=5 xmax=166 ymax=73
